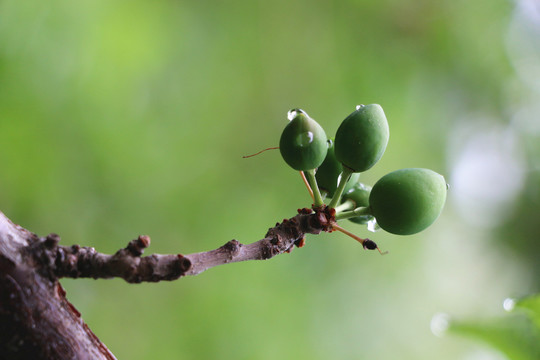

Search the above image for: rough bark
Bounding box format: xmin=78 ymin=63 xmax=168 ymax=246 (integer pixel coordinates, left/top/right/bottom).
xmin=0 ymin=212 xmax=117 ymax=360
xmin=0 ymin=207 xmax=335 ymax=359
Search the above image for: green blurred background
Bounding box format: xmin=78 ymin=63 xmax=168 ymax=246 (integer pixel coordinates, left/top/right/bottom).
xmin=1 ymin=0 xmax=539 ymax=359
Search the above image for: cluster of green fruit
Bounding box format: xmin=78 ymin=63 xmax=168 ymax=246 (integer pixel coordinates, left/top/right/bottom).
xmin=279 ymin=104 xmax=447 ymax=236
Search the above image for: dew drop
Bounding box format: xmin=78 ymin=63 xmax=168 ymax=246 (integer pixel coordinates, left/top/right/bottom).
xmin=287 ymin=109 xmax=298 ymax=121
xmin=503 ymin=298 xmax=516 ymax=312
xmin=446 ymin=183 xmax=451 ymax=190
xmin=287 ymin=108 xmax=306 ymax=121
xmin=356 ymin=104 xmax=365 ymax=110
xmin=295 ymin=131 xmax=314 ymax=147
xmin=367 ymin=217 xmax=381 ymax=232
xmin=430 ymin=313 xmax=450 ymax=337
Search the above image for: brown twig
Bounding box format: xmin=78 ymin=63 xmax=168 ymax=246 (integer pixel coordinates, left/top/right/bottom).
xmin=48 ymin=236 xmax=191 ymax=283
xmin=185 ymin=206 xmax=335 ymax=275
xmin=46 ymin=207 xmax=335 ymax=281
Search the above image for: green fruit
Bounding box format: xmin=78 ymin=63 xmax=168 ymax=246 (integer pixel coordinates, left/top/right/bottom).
xmin=343 ymin=182 xmax=371 ymax=207
xmin=316 ymin=139 xmax=360 ymax=197
xmin=369 ymin=168 xmax=447 ymax=235
xmin=345 ymin=173 xmax=360 ymax=194
xmin=349 ymin=214 xmax=375 ymax=225
xmin=342 ymin=182 xmax=374 ymax=225
xmin=279 ymin=109 xmax=328 ymax=171
xmin=334 ymin=104 xmax=389 ymax=172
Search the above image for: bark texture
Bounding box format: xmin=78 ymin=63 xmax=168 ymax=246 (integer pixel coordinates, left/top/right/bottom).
xmin=0 ymin=212 xmax=117 ymax=360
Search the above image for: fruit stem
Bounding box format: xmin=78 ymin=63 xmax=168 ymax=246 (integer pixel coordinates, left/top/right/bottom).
xmin=299 ymin=171 xmax=314 ymax=202
xmin=242 ymin=146 xmax=280 ymax=158
xmin=305 ymin=169 xmax=324 ymax=207
xmin=332 ymin=223 xmax=368 ymax=245
xmin=332 ymin=224 xmax=387 ymax=255
xmin=333 ymin=199 xmax=355 ymax=214
xmin=334 ymin=206 xmax=372 ymax=221
xmin=328 ymin=167 xmax=353 ymax=209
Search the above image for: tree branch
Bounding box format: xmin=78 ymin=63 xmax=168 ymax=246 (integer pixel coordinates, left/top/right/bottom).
xmin=0 ymin=207 xmax=335 ymax=359
xmin=185 ymin=206 xmax=334 ymax=275
xmin=48 ymin=207 xmax=335 ymax=281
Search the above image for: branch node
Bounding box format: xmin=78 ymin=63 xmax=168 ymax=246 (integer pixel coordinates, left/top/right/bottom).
xmin=221 ymin=239 xmax=242 ymax=256
xmin=125 ymin=235 xmax=151 ymax=257
xmin=294 ymin=237 xmax=306 ymax=248
xmin=260 ymin=239 xmax=277 ymax=259
xmin=138 ymin=235 xmax=151 ymax=247
xmin=44 ymin=233 xmax=61 ymax=249
xmin=177 ymin=254 xmax=192 ymax=273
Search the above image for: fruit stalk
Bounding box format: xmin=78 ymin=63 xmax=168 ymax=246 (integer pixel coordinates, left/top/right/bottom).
xmin=304 ymin=169 xmax=325 ymax=207
xmin=333 ymin=199 xmax=355 ymax=213
xmin=334 ymin=206 xmax=372 ymax=221
xmin=327 ymin=167 xmax=353 ymax=209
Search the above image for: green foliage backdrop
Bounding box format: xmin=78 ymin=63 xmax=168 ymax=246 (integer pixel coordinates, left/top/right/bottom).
xmin=1 ymin=0 xmax=538 ymax=359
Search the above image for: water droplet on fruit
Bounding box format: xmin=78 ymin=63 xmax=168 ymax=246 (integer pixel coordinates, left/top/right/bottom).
xmin=287 ymin=109 xmax=297 ymax=121
xmin=503 ymin=298 xmax=516 ymax=312
xmin=367 ymin=217 xmax=381 ymax=232
xmin=356 ymin=104 xmax=365 ymax=110
xmin=287 ymin=108 xmax=306 ymax=121
xmin=295 ymin=131 xmax=314 ymax=147
xmin=430 ymin=313 xmax=450 ymax=337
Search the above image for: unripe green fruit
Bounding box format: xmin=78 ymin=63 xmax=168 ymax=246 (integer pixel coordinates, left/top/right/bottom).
xmin=316 ymin=139 xmax=360 ymax=197
xmin=369 ymin=168 xmax=447 ymax=235
xmin=342 ymin=182 xmax=373 ymax=225
xmin=334 ymin=104 xmax=389 ymax=172
xmin=280 ymin=109 xmax=328 ymax=171
xmin=343 ymin=182 xmax=371 ymax=208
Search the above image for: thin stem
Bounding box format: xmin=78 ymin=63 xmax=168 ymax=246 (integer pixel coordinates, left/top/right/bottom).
xmin=242 ymin=147 xmax=279 ymax=158
xmin=328 ymin=167 xmax=354 ymax=209
xmin=332 ymin=223 xmax=368 ymax=246
xmin=299 ymin=171 xmax=314 ymax=202
xmin=333 ymin=199 xmax=355 ymax=214
xmin=305 ymin=169 xmax=324 ymax=207
xmin=332 ymin=224 xmax=387 ymax=255
xmin=335 ymin=206 xmax=372 ymax=221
